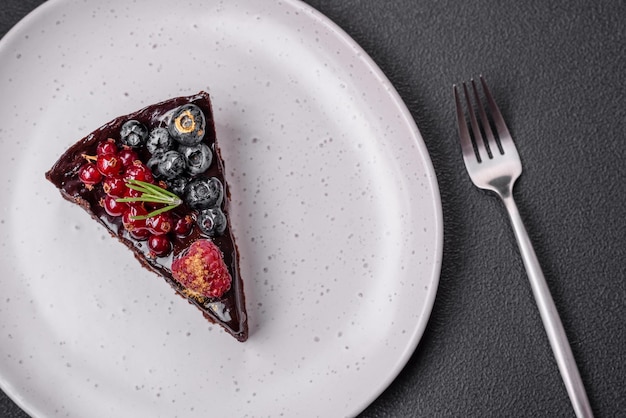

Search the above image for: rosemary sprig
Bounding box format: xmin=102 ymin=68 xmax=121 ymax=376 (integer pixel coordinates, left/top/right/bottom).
xmin=116 ymin=179 xmax=182 ymax=220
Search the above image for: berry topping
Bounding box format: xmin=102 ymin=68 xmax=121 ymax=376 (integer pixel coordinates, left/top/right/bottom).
xmin=96 ymin=153 xmax=122 ymax=177
xmin=173 ymin=215 xmax=194 ymax=237
xmin=197 ymin=207 xmax=227 ymax=237
xmin=120 ymin=120 xmax=148 ymax=148
xmin=97 ymin=138 xmax=118 ymax=156
xmin=122 ymin=205 xmax=148 ymax=232
xmin=118 ymin=148 xmax=139 ymax=167
xmin=145 ymin=212 xmax=173 ymax=235
xmin=102 ymin=176 xmax=127 ymax=198
xmin=78 ymin=162 xmax=102 ymax=186
xmin=146 ymin=150 xmax=164 ymax=174
xmin=147 ymin=127 xmax=174 ymax=154
xmin=184 ymin=177 xmax=223 ymax=210
xmin=123 ymin=186 xmax=142 ymax=198
xmin=179 ymin=142 xmax=212 ymax=175
xmin=157 ymin=150 xmax=186 ymax=180
xmin=101 ymin=195 xmax=127 ymax=217
xmin=124 ymin=161 xmax=154 ymax=183
xmin=148 ymin=234 xmax=172 ymax=257
xmin=129 ymin=227 xmax=151 ymax=241
xmin=171 ymin=239 xmax=232 ymax=299
xmin=166 ymin=176 xmax=189 ymax=196
xmin=168 ymin=104 xmax=206 ymax=146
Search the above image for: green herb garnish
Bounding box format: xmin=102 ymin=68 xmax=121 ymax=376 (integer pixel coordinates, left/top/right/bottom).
xmin=116 ymin=179 xmax=182 ymax=220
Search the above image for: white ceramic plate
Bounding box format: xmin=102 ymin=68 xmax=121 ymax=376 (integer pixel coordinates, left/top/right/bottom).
xmin=0 ymin=0 xmax=442 ymax=416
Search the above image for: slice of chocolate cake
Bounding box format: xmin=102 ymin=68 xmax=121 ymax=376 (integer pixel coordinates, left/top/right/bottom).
xmin=45 ymin=92 xmax=248 ymax=342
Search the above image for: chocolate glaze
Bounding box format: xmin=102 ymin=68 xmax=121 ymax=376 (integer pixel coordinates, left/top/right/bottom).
xmin=45 ymin=92 xmax=248 ymax=342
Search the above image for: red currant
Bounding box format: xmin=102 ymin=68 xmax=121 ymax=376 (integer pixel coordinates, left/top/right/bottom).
xmin=145 ymin=212 xmax=173 ymax=235
xmin=102 ymin=176 xmax=127 ymax=198
xmin=101 ymin=195 xmax=127 ymax=217
xmin=118 ymin=148 xmax=139 ymax=168
xmin=123 ymin=186 xmax=142 ymax=199
xmin=122 ymin=205 xmax=148 ymax=232
xmin=78 ymin=162 xmax=102 ymax=186
xmin=96 ymin=138 xmax=118 ymax=156
xmin=129 ymin=228 xmax=151 ymax=241
xmin=174 ymin=215 xmax=194 ymax=237
xmin=148 ymin=234 xmax=172 ymax=257
xmin=124 ymin=161 xmax=154 ymax=183
xmin=97 ymin=153 xmax=122 ymax=177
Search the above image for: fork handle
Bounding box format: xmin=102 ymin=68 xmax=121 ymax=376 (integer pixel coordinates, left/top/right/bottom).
xmin=502 ymin=194 xmax=593 ymax=418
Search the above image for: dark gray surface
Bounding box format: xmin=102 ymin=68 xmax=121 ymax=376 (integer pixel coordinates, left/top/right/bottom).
xmin=1 ymin=0 xmax=625 ymax=417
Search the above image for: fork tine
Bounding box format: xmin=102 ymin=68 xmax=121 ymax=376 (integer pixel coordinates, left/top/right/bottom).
xmin=471 ymin=79 xmax=503 ymax=155
xmin=462 ymin=82 xmax=492 ymax=162
xmin=479 ymin=76 xmax=514 ymax=152
xmin=453 ymin=84 xmax=477 ymax=162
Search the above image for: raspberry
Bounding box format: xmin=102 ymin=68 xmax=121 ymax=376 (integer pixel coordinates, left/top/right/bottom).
xmin=171 ymin=239 xmax=232 ymax=299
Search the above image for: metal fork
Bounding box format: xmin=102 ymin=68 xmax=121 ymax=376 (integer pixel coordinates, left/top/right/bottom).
xmin=453 ymin=76 xmax=593 ymax=418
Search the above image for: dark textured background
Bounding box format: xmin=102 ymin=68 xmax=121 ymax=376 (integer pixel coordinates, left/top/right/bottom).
xmin=2 ymin=0 xmax=625 ymax=417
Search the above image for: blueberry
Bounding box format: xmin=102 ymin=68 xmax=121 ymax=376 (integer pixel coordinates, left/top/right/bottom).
xmin=168 ymin=104 xmax=206 ymax=146
xmin=179 ymin=143 xmax=212 ymax=175
xmin=184 ymin=177 xmax=223 ymax=210
xmin=120 ymin=120 xmax=148 ymax=148
xmin=146 ymin=149 xmax=164 ymax=174
xmin=166 ymin=176 xmax=189 ymax=196
xmin=147 ymin=127 xmax=174 ymax=154
xmin=157 ymin=150 xmax=186 ymax=180
xmin=197 ymin=207 xmax=227 ymax=237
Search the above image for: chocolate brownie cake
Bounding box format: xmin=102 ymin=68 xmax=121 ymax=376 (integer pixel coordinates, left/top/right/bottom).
xmin=45 ymin=92 xmax=248 ymax=342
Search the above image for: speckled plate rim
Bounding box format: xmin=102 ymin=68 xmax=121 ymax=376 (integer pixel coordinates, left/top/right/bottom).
xmin=0 ymin=0 xmax=443 ymax=416
xmin=298 ymin=4 xmax=444 ymax=416
xmin=298 ymin=5 xmax=444 ymax=417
